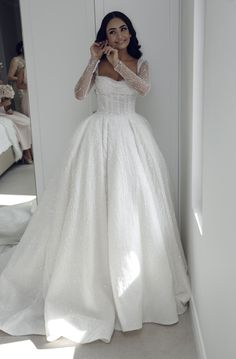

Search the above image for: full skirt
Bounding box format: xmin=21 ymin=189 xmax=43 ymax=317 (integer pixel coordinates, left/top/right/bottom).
xmin=0 ymin=111 xmax=191 ymax=343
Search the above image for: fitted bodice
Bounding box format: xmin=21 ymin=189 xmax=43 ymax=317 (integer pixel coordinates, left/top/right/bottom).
xmin=95 ymin=76 xmax=138 ymax=114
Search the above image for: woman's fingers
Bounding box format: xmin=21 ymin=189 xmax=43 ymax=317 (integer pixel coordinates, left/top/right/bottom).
xmin=94 ymin=41 xmax=107 ymax=47
xmin=103 ymin=45 xmax=113 ymax=54
xmin=91 ymin=40 xmax=111 ymax=58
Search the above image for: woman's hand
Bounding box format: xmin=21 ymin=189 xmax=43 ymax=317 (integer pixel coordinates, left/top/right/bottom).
xmin=103 ymin=45 xmax=119 ymax=67
xmin=90 ymin=41 xmax=108 ymax=60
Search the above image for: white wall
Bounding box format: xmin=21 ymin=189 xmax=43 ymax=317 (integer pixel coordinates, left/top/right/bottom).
xmin=180 ymin=1 xmax=236 ymax=358
xmin=20 ymin=0 xmax=95 ymax=197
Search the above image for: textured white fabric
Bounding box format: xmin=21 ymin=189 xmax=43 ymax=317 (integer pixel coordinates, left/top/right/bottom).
xmin=0 ymin=123 xmax=11 ymax=154
xmin=0 ymin=108 xmax=32 ymax=151
xmin=113 ymin=59 xmax=150 ymax=95
xmin=0 ymin=66 xmax=191 ymax=344
xmin=74 ymin=57 xmax=99 ymax=100
xmin=5 ymin=111 xmax=32 ymax=150
xmin=0 ymin=111 xmax=22 ymax=161
xmin=0 ymin=199 xmax=37 ymax=246
xmin=74 ymin=56 xmax=150 ymax=100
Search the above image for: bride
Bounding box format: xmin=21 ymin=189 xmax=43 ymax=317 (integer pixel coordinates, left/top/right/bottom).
xmin=0 ymin=11 xmax=191 ymax=344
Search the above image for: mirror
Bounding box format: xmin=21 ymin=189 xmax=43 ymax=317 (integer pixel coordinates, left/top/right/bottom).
xmin=0 ymin=0 xmax=36 ymax=247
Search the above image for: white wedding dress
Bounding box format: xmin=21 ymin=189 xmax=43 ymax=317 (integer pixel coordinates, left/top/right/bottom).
xmin=0 ymin=56 xmax=191 ymax=344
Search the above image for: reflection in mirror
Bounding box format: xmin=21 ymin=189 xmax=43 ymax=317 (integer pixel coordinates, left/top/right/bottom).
xmin=0 ymin=0 xmax=37 ymax=249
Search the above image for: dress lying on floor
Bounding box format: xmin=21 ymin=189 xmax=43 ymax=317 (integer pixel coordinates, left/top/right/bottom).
xmin=0 ymin=56 xmax=191 ymax=344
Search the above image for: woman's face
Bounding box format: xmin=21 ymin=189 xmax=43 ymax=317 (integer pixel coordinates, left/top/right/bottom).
xmin=106 ymin=17 xmax=131 ymax=50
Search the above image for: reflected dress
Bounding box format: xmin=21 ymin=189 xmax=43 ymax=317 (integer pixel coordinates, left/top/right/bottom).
xmin=0 ymin=56 xmax=191 ymax=344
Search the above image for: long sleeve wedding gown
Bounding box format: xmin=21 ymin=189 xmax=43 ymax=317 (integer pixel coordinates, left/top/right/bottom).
xmin=0 ymin=56 xmax=191 ymax=344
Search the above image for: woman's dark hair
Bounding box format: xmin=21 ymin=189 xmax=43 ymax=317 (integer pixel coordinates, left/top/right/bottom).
xmin=16 ymin=41 xmax=24 ymax=56
xmin=95 ymin=11 xmax=142 ymax=60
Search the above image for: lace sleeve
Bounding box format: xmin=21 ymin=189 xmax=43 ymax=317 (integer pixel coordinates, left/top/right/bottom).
xmin=113 ymin=59 xmax=151 ymax=96
xmin=74 ymin=57 xmax=100 ymax=100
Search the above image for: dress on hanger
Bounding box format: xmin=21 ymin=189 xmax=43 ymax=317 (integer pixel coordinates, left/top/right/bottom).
xmin=0 ymin=56 xmax=191 ymax=344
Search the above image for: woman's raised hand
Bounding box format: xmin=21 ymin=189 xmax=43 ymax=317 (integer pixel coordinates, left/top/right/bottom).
xmin=90 ymin=42 xmax=119 ymax=67
xmin=90 ymin=41 xmax=108 ymax=60
xmin=102 ymin=45 xmax=119 ymax=67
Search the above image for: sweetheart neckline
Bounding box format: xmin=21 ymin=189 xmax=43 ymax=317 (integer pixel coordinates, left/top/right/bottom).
xmin=96 ymin=75 xmax=125 ymax=83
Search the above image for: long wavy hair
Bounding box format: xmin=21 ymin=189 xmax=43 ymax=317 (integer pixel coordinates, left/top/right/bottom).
xmin=95 ymin=11 xmax=142 ymax=60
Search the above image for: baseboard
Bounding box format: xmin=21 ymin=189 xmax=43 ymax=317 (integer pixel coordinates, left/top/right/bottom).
xmin=189 ymin=296 xmax=208 ymax=359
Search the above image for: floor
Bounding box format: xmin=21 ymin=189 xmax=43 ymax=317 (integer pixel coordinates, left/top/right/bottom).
xmin=0 ymin=162 xmax=198 ymax=358
xmin=0 ymin=161 xmax=36 ymax=205
xmin=0 ymin=308 xmax=198 ymax=359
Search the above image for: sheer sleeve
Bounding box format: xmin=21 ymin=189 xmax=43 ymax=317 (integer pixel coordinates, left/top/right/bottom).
xmin=74 ymin=57 xmax=100 ymax=100
xmin=113 ymin=59 xmax=151 ymax=96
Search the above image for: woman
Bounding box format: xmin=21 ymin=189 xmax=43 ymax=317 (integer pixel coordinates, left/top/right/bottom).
xmin=0 ymin=11 xmax=191 ymax=344
xmin=7 ymin=41 xmax=25 ymax=112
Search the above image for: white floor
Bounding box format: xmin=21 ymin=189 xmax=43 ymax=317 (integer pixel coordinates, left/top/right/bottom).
xmin=0 ymin=163 xmax=198 ymax=359
xmin=0 ymin=308 xmax=198 ymax=359
xmin=0 ymin=161 xmax=36 ymax=205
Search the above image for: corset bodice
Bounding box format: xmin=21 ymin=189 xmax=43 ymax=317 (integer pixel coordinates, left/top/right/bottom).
xmin=95 ymin=76 xmax=137 ymax=114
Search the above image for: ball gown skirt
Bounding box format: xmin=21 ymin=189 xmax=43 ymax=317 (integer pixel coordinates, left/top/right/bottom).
xmin=0 ymin=76 xmax=191 ymax=344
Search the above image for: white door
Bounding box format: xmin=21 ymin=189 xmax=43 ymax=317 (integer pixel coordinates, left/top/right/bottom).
xmin=20 ymin=0 xmax=96 ymax=197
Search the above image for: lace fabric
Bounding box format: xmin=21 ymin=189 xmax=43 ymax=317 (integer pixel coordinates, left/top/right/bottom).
xmin=74 ymin=57 xmax=99 ymax=100
xmin=113 ymin=59 xmax=150 ymax=95
xmin=0 ymin=52 xmax=191 ymax=345
xmin=74 ymin=57 xmax=151 ymax=100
